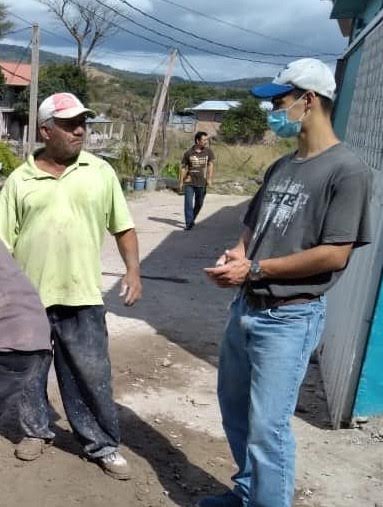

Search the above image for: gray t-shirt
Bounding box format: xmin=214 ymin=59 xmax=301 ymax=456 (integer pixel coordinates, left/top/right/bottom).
xmin=0 ymin=240 xmax=51 ymax=352
xmin=243 ymin=143 xmax=371 ymax=298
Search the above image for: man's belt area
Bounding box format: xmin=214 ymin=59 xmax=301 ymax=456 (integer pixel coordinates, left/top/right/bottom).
xmin=245 ymin=291 xmax=320 ymax=310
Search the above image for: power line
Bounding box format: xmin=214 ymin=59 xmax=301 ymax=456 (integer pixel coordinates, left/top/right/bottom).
xmin=178 ymin=53 xmax=194 ymax=82
xmin=116 ymin=0 xmax=339 ymax=59
xmin=179 ymin=51 xmax=207 ymax=83
xmin=148 ymin=52 xmax=171 ymax=75
xmin=92 ymin=0 xmax=287 ymax=66
xmin=4 ymin=38 xmax=32 ymax=84
xmin=10 ymin=11 xmax=165 ymax=61
xmin=156 ymin=0 xmax=341 ymax=57
xmin=0 ymin=63 xmax=30 ymax=83
xmin=10 ymin=12 xmax=74 ymax=45
xmin=6 ymin=27 xmax=32 ymax=36
xmin=11 ymin=2 xmax=302 ymax=70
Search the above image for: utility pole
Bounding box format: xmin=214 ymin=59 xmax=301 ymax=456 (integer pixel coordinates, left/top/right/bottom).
xmin=142 ymin=49 xmax=177 ymax=168
xmin=27 ymin=24 xmax=40 ymax=155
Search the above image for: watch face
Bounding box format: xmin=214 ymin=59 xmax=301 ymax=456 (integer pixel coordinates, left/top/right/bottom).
xmin=249 ymin=262 xmax=262 ymax=281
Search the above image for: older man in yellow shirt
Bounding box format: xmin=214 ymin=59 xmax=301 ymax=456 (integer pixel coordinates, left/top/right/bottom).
xmin=0 ymin=92 xmax=142 ymax=480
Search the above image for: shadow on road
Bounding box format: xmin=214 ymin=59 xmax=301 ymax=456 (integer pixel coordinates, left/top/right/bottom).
xmin=104 ymin=202 xmax=248 ymax=367
xmin=104 ymin=198 xmax=331 ymax=430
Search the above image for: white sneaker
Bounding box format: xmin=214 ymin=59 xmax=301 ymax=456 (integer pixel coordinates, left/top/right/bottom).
xmin=98 ymin=451 xmax=131 ymax=480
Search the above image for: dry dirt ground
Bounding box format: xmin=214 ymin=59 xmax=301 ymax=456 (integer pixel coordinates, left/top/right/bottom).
xmin=0 ymin=191 xmax=383 ymax=507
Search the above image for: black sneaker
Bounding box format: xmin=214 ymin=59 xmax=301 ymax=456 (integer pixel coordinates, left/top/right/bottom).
xmin=196 ymin=491 xmax=244 ymax=507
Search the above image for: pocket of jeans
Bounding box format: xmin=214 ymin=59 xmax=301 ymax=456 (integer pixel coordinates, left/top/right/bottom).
xmin=313 ymin=311 xmax=326 ymax=349
xmin=266 ymin=304 xmax=313 ymax=322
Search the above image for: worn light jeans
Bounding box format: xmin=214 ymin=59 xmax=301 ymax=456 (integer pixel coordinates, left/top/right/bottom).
xmin=218 ymin=293 xmax=326 ymax=507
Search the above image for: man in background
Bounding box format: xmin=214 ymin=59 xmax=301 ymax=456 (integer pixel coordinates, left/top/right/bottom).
xmin=180 ymin=131 xmax=215 ymax=230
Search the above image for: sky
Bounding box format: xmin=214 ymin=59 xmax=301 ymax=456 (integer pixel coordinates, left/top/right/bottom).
xmin=3 ymin=0 xmax=347 ymax=82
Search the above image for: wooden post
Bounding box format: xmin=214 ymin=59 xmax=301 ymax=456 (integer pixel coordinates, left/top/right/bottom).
xmin=119 ymin=123 xmax=125 ymax=141
xmin=142 ymin=49 xmax=177 ymax=166
xmin=27 ymin=24 xmax=40 ymax=155
xmin=23 ymin=124 xmax=28 ymax=158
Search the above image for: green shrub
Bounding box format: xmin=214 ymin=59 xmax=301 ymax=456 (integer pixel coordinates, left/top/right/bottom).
xmin=104 ymin=145 xmax=138 ymax=178
xmin=0 ymin=142 xmax=22 ymax=177
xmin=161 ymin=162 xmax=180 ymax=179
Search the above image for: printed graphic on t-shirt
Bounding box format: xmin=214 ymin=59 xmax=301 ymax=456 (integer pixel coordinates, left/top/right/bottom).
xmin=253 ymin=178 xmax=309 ymax=239
xmin=188 ymin=155 xmax=209 ymax=174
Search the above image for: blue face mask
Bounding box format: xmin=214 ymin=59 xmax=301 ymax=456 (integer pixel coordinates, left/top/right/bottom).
xmin=267 ymin=96 xmax=306 ymax=138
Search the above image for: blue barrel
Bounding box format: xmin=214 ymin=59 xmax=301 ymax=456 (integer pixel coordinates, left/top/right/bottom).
xmin=134 ymin=176 xmax=146 ymax=191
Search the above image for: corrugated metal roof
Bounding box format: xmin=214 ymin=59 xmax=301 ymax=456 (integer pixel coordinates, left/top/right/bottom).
xmin=0 ymin=61 xmax=31 ymax=86
xmin=190 ymin=100 xmax=240 ymax=111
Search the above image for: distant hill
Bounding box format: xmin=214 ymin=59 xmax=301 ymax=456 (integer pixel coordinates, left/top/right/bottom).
xmin=0 ymin=43 xmax=271 ymax=89
xmin=206 ymin=77 xmax=269 ymax=89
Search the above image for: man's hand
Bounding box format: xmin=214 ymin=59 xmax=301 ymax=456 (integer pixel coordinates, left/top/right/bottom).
xmin=215 ymin=247 xmax=245 ymax=266
xmin=206 ymin=179 xmax=213 ymax=187
xmin=205 ymin=249 xmax=251 ymax=288
xmin=119 ymin=268 xmax=142 ymax=306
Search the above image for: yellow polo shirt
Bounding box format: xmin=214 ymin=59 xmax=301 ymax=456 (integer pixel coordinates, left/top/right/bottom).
xmin=0 ymin=150 xmax=134 ymax=308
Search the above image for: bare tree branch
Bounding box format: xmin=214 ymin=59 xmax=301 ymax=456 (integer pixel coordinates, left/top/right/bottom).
xmin=38 ymin=0 xmax=119 ymax=67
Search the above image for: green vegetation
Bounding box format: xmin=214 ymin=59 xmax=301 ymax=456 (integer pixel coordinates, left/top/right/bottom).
xmin=114 ymin=145 xmax=138 ymax=178
xmin=14 ymin=63 xmax=89 ymax=115
xmin=0 ymin=3 xmax=13 ymax=38
xmin=169 ymin=82 xmax=248 ymax=111
xmin=162 ymin=129 xmax=295 ymax=195
xmin=0 ymin=142 xmax=22 ymax=176
xmin=38 ymin=63 xmax=89 ymax=104
xmin=219 ymin=98 xmax=268 ymax=144
xmin=161 ymin=162 xmax=180 ymax=179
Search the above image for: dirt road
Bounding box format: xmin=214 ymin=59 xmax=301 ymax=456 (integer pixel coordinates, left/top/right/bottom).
xmin=0 ymin=191 xmax=382 ymax=507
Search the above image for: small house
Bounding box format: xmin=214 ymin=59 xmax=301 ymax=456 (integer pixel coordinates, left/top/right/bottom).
xmin=188 ymin=100 xmax=240 ymax=136
xmin=0 ymin=61 xmax=31 ymax=140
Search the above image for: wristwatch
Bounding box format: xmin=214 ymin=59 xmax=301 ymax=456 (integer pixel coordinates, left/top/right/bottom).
xmin=247 ymin=261 xmax=264 ymax=282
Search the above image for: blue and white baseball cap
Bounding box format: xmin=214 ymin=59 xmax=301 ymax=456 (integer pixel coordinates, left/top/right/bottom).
xmin=251 ymin=58 xmax=336 ymax=100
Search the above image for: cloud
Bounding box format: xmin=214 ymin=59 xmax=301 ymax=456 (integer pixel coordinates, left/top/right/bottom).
xmin=6 ymin=0 xmax=345 ymax=81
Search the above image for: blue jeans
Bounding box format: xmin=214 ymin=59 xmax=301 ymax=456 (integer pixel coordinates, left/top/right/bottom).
xmin=184 ymin=185 xmax=206 ymax=227
xmin=218 ymin=293 xmax=326 ymax=507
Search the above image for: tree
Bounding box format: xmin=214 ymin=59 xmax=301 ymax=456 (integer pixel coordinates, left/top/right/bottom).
xmin=38 ymin=63 xmax=89 ymax=104
xmin=169 ymin=82 xmax=248 ymax=111
xmin=219 ymin=98 xmax=268 ymax=144
xmin=38 ymin=0 xmax=118 ymax=68
xmin=0 ymin=3 xmax=13 ymax=38
xmin=14 ymin=63 xmax=89 ymax=117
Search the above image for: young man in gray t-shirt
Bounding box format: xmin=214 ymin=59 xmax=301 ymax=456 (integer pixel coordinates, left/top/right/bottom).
xmin=201 ymin=59 xmax=371 ymax=507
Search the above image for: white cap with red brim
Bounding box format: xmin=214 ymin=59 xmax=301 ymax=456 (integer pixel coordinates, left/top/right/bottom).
xmin=38 ymin=92 xmax=96 ymax=125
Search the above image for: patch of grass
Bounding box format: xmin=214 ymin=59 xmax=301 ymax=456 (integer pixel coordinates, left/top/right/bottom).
xmin=163 ymin=129 xmax=296 ymax=195
xmin=0 ymin=142 xmax=22 ymax=177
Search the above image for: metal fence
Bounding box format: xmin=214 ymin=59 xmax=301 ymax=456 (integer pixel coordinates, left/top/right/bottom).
xmin=320 ymin=19 xmax=383 ymax=428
